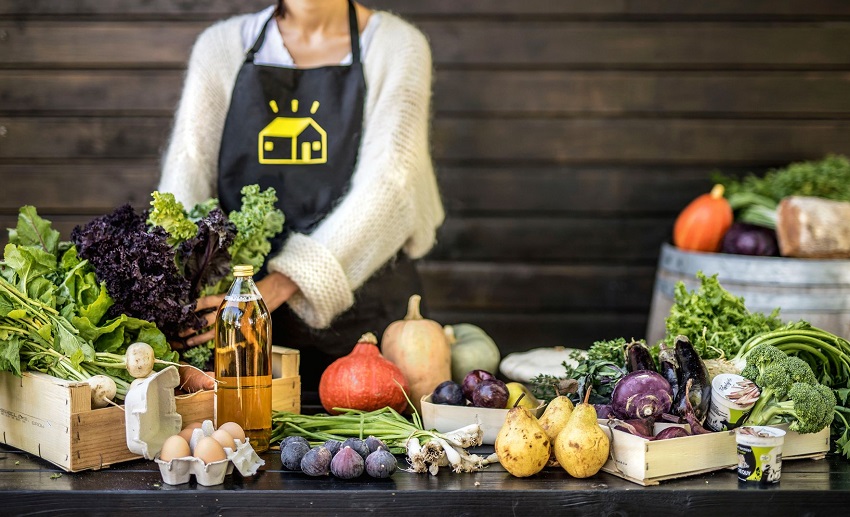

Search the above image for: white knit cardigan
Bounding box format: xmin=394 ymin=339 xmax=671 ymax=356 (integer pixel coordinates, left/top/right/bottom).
xmin=158 ymin=11 xmax=444 ymax=329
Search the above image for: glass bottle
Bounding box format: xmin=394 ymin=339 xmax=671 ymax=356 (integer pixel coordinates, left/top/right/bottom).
xmin=214 ymin=264 xmax=272 ymax=452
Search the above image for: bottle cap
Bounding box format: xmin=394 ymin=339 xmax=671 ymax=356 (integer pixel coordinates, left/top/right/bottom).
xmin=233 ymin=265 xmax=254 ymax=277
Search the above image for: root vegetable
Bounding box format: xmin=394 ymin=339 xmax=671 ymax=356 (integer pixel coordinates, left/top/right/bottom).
xmin=125 ymin=342 xmax=156 ymax=378
xmin=87 ymin=375 xmax=117 ymax=409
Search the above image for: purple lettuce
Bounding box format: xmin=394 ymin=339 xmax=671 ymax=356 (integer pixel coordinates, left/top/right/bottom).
xmin=70 ymin=205 xmax=200 ymax=338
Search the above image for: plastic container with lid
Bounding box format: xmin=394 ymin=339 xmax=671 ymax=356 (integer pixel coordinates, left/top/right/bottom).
xmin=736 ymin=425 xmax=785 ymax=484
xmin=706 ymin=373 xmax=760 ymax=432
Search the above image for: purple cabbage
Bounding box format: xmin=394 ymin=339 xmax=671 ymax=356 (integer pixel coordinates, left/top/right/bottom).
xmin=720 ymin=222 xmax=779 ymax=256
xmin=610 ymin=370 xmax=673 ymax=420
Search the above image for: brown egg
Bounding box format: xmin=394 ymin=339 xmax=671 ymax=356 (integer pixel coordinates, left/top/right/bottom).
xmin=178 ymin=422 xmax=203 ymax=443
xmin=211 ymin=429 xmax=237 ymax=451
xmin=193 ymin=436 xmax=227 ymax=464
xmin=159 ymin=435 xmax=191 ymax=462
xmin=217 ymin=422 xmax=246 ymax=441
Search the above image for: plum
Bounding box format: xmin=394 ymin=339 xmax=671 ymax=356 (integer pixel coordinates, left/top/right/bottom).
xmin=432 ymin=380 xmax=465 ymax=405
xmin=472 ymin=379 xmax=509 ymax=408
xmin=461 ymin=370 xmax=497 ymax=401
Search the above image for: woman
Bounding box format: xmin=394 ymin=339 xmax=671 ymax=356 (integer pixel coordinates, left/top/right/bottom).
xmin=158 ymin=0 xmax=444 ymax=390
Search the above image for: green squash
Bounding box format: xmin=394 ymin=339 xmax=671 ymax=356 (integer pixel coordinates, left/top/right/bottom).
xmin=445 ymin=323 xmax=501 ymax=384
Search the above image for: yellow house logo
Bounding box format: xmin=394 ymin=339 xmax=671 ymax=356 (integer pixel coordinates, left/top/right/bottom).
xmin=258 ymin=99 xmax=327 ymax=165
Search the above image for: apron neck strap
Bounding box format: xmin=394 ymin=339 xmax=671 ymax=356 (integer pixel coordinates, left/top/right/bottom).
xmin=347 ymin=0 xmax=361 ymax=64
xmin=247 ymin=1 xmax=362 ymax=64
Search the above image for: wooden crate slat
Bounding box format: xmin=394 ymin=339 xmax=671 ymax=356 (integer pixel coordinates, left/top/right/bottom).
xmin=4 ymin=0 xmax=850 ymax=18
xmin=2 ymin=21 xmax=850 ymax=67
xmin=6 ymin=70 xmax=850 ymax=116
xmin=431 ymin=217 xmax=672 ymax=262
xmin=4 ymin=116 xmax=850 ymax=163
xmin=0 ymin=163 xmax=159 ymax=212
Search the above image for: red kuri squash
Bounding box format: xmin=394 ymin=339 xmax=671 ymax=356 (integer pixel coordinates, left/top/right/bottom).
xmin=673 ymin=184 xmax=733 ymax=252
xmin=318 ymin=333 xmax=410 ymax=415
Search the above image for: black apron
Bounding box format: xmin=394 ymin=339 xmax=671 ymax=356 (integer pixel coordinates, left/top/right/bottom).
xmin=217 ymin=2 xmax=423 ymax=391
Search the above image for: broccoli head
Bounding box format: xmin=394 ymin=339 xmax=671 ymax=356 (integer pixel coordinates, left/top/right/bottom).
xmin=784 ymin=356 xmax=818 ymax=385
xmin=746 ymin=381 xmax=836 ymax=433
xmin=740 ymin=343 xmax=785 ymax=381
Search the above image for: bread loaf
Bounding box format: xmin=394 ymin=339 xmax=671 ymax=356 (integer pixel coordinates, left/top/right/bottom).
xmin=776 ymin=196 xmax=850 ymax=258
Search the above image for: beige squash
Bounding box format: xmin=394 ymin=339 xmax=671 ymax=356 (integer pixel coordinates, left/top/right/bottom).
xmin=381 ymin=294 xmax=451 ymax=414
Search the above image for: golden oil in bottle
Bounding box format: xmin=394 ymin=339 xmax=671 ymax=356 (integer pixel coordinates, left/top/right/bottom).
xmin=214 ymin=264 xmax=272 ymax=452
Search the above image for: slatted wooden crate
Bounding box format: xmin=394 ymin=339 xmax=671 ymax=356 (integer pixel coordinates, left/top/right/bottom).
xmin=0 ymin=371 xmax=213 ymax=472
xmin=599 ymin=421 xmax=830 ymax=486
xmin=271 ymin=346 xmax=300 ymax=413
xmin=0 ymin=347 xmax=299 ymax=472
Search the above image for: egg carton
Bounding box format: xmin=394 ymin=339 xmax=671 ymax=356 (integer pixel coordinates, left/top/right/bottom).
xmin=125 ymin=366 xmax=183 ymax=460
xmin=155 ymin=422 xmax=265 ymax=486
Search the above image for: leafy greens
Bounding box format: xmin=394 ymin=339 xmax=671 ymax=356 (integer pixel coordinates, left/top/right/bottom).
xmin=0 ymin=207 xmax=177 ymax=399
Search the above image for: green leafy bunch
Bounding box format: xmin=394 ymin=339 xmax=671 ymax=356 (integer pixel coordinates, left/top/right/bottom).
xmin=145 ymin=186 xmax=284 ymax=369
xmin=0 ymin=207 xmax=176 ymax=398
xmin=715 ymin=155 xmax=850 ymax=228
xmin=147 ymin=192 xmax=198 ymax=246
xmin=661 ymin=272 xmax=784 ymax=360
xmin=203 ymin=185 xmax=286 ymax=296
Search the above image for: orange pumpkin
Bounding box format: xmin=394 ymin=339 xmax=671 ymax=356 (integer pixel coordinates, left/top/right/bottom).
xmin=673 ymin=184 xmax=733 ymax=252
xmin=318 ymin=333 xmax=410 ymax=415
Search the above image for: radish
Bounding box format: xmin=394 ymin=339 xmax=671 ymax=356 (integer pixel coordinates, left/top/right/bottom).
xmin=87 ymin=375 xmax=117 ymax=409
xmin=125 ymin=342 xmax=156 ymax=378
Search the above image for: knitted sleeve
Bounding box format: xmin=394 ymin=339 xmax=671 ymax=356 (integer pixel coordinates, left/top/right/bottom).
xmin=266 ymin=15 xmax=444 ymax=329
xmin=158 ymin=19 xmax=243 ymax=207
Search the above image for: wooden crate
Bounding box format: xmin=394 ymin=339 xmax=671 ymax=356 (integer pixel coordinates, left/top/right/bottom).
xmin=0 ymin=348 xmax=299 ymax=472
xmin=271 ymin=346 xmax=300 ymax=413
xmin=599 ymin=420 xmax=830 ymax=486
xmin=0 ymin=371 xmax=213 ymax=472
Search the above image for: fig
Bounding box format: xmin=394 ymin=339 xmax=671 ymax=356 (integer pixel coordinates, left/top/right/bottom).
xmin=301 ymin=446 xmax=332 ymax=476
xmin=280 ymin=435 xmax=309 ymax=449
xmin=323 ymin=439 xmax=343 ymax=457
xmin=342 ymin=437 xmax=370 ymax=460
xmin=472 ymin=379 xmax=508 ymax=409
xmin=280 ymin=441 xmax=310 ymax=471
xmin=432 ymin=380 xmax=465 ymax=405
xmin=365 ymin=449 xmax=398 ymax=479
xmin=365 ymin=436 xmax=389 ymax=453
xmin=330 ymin=446 xmax=365 ymax=479
xmin=462 ymin=369 xmax=497 ymax=401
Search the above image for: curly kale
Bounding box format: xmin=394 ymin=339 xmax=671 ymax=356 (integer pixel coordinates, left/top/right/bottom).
xmin=202 ymin=185 xmax=285 ymax=296
xmin=147 ymin=192 xmax=198 ymax=246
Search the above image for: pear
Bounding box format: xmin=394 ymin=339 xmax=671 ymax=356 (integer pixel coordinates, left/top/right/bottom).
xmin=554 ymin=388 xmax=610 ymax=478
xmin=537 ymin=395 xmax=574 ymax=441
xmin=494 ymin=405 xmax=550 ymax=477
xmin=505 ymin=382 xmax=538 ymax=410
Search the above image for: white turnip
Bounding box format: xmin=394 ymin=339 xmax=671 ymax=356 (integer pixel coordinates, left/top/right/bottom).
xmin=125 ymin=342 xmax=156 ymax=378
xmin=87 ymin=375 xmax=117 ymax=408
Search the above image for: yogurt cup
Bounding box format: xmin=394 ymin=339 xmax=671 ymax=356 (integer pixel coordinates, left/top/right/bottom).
xmin=736 ymin=426 xmax=785 ymax=484
xmin=706 ymin=373 xmax=760 ymax=432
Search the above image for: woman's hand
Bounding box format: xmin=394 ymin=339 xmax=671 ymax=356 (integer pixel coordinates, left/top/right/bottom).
xmin=183 ymin=272 xmax=299 ymax=347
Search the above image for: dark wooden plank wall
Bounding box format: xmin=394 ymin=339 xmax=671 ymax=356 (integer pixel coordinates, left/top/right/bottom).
xmin=1 ymin=1 xmax=850 ymax=355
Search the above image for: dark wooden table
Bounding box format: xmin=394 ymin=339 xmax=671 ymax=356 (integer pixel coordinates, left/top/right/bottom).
xmin=1 ymin=444 xmax=848 ymax=516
